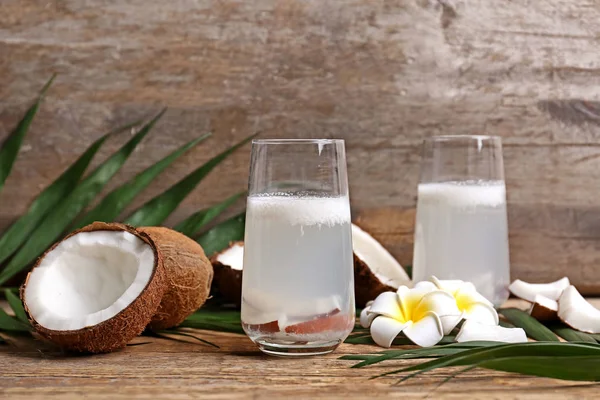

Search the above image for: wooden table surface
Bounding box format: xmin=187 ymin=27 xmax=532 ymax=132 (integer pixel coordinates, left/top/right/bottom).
xmin=1 ymin=299 xmax=599 ymax=399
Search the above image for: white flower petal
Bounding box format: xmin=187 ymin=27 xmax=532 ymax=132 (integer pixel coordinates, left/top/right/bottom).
xmin=370 ymin=316 xmax=409 ymax=348
xmin=463 ymin=301 xmax=499 ymax=325
xmin=402 ymin=311 xmax=444 ymax=347
xmin=456 ymin=285 xmax=493 ymax=307
xmin=414 ymin=281 xmax=437 ymax=291
xmin=360 ymin=306 xmax=376 ymax=328
xmin=456 ymin=320 xmax=527 ymax=343
xmin=431 ymin=276 xmax=465 ymax=296
xmin=397 ymin=284 xmax=436 ymax=319
xmin=414 ymin=290 xmax=463 ymax=334
xmin=439 ymin=314 xmax=465 ymax=335
xmin=367 ymin=291 xmax=403 ymax=320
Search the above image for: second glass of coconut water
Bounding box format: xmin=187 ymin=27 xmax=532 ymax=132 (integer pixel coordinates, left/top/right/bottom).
xmin=413 ymin=135 xmax=510 ymax=306
xmin=241 ymin=139 xmax=355 ymax=356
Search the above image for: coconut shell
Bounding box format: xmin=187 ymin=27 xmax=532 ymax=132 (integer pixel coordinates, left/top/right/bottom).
xmin=210 ymin=242 xmax=243 ymax=307
xmin=21 ymin=222 xmax=166 ymax=353
xmin=211 ymin=243 xmax=393 ymax=309
xmin=139 ymin=227 xmax=213 ymax=330
xmin=354 ymin=253 xmax=395 ymax=308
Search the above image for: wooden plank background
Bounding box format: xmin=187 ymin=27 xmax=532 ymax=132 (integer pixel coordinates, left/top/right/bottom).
xmin=1 ymin=0 xmax=600 ymax=293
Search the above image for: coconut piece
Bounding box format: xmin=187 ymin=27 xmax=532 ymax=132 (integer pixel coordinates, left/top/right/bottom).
xmin=508 ymin=277 xmax=570 ymax=302
xmin=139 ymin=227 xmax=213 ymax=330
xmin=528 ymin=294 xmax=559 ymax=322
xmin=212 ymin=224 xmax=408 ymax=308
xmin=210 ymin=242 xmax=244 ymax=307
xmin=558 ymin=285 xmax=600 ymax=334
xmin=21 ymin=222 xmax=165 ymax=353
xmin=352 ymin=224 xmax=409 ymax=293
xmin=456 ymin=320 xmax=527 ymax=343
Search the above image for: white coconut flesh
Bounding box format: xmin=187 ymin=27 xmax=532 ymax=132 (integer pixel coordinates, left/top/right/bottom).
xmin=24 ymin=230 xmax=156 ymax=331
xmin=214 ymin=242 xmax=244 ymax=270
xmin=456 ymin=320 xmax=527 ymax=343
xmin=508 ymin=277 xmax=570 ymax=302
xmin=351 ymin=224 xmax=409 ymax=288
xmin=558 ymin=285 xmax=600 ymax=334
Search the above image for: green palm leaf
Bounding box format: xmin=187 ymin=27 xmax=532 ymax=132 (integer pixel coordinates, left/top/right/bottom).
xmin=74 ymin=132 xmax=210 ymax=229
xmin=378 ymin=342 xmax=600 ymax=380
xmin=498 ymin=308 xmax=560 ymax=341
xmin=174 ymin=192 xmax=244 ymax=237
xmin=550 ymin=324 xmax=598 ymax=343
xmin=124 ymin=134 xmax=256 ymax=227
xmin=0 ymin=308 xmax=30 ymax=332
xmin=0 ymin=114 xmax=160 ymax=286
xmin=478 ymin=355 xmax=600 ymax=381
xmin=0 ymin=75 xmax=55 ymax=193
xmin=196 ymin=212 xmax=245 ymax=256
xmin=0 ymin=129 xmax=114 ymax=264
xmin=4 ymin=289 xmax=28 ymax=324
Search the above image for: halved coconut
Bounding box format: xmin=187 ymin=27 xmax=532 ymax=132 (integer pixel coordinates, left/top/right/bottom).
xmin=557 ymin=285 xmax=600 ymax=334
xmin=21 ymin=222 xmax=165 ymax=353
xmin=210 ymin=224 xmax=409 ymax=307
xmin=528 ymin=294 xmax=559 ymax=322
xmin=352 ymin=224 xmax=410 ymax=306
xmin=508 ymin=277 xmax=570 ymax=302
xmin=139 ymin=227 xmax=213 ymax=330
xmin=211 ymin=242 xmax=244 ymax=307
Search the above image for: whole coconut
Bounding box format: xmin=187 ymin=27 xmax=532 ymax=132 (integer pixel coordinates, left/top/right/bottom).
xmin=139 ymin=227 xmax=213 ymax=330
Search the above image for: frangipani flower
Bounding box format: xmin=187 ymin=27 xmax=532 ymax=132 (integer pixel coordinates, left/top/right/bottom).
xmin=431 ymin=276 xmax=499 ymax=326
xmin=360 ymin=284 xmax=461 ymax=348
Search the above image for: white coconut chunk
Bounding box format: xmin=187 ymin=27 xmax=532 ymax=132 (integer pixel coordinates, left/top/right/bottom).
xmin=24 ymin=230 xmax=156 ymax=331
xmin=215 ymin=242 xmax=244 ymax=270
xmin=508 ymin=277 xmax=570 ymax=302
xmin=241 ymin=288 xmax=342 ymax=327
xmin=528 ymin=294 xmax=559 ymax=321
xmin=351 ymin=224 xmax=409 ymax=289
xmin=456 ymin=320 xmax=527 ymax=343
xmin=558 ymin=285 xmax=600 ymax=334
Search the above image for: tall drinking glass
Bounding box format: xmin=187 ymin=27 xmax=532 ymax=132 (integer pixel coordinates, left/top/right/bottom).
xmin=242 ymin=139 xmax=355 ymax=356
xmin=413 ymin=135 xmax=510 ymax=306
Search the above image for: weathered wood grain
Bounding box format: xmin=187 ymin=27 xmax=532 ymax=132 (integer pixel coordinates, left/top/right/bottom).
xmin=2 ymin=1 xmax=600 ymax=292
xmin=1 ymin=299 xmax=599 ymax=399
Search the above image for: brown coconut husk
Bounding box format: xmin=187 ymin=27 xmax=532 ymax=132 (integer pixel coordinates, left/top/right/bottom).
xmin=21 ymin=222 xmax=166 ymax=353
xmin=353 ymin=253 xmax=395 ymax=308
xmin=139 ymin=227 xmax=213 ymax=330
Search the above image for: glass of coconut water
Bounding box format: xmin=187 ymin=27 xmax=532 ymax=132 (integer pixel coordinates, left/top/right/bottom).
xmin=413 ymin=135 xmax=510 ymax=306
xmin=242 ymin=139 xmax=355 ymax=356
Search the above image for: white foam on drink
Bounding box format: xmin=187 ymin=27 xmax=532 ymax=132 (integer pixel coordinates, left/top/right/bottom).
xmin=247 ymin=194 xmax=351 ymax=226
xmin=417 ymin=181 xmax=506 ymax=208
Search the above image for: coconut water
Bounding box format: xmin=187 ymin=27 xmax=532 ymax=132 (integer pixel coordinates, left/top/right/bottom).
xmin=413 ymin=180 xmax=510 ymax=306
xmin=241 ymin=194 xmax=355 ymax=349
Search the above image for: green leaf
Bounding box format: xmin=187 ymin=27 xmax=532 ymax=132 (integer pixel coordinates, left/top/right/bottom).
xmin=175 ymin=191 xmax=245 ymax=237
xmin=4 ymin=289 xmax=28 ymax=324
xmin=124 ymin=133 xmax=256 ymax=227
xmin=550 ymin=324 xmax=598 ymax=343
xmin=196 ymin=213 xmax=245 ymax=256
xmin=498 ymin=308 xmax=560 ymax=342
xmin=0 ymin=308 xmax=31 ymax=332
xmin=0 ymin=75 xmax=55 ymax=193
xmin=178 ymin=309 xmax=244 ymax=334
xmin=74 ymin=132 xmax=210 ymax=229
xmin=0 ymin=114 xmax=159 ymax=286
xmin=479 ymin=356 xmax=600 ymax=381
xmin=347 ymin=341 xmax=499 ymax=369
xmin=379 ymin=342 xmax=600 ymax=380
xmin=0 ymin=130 xmax=112 ymax=264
